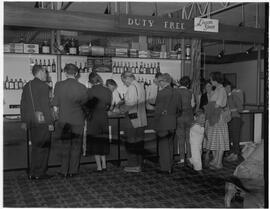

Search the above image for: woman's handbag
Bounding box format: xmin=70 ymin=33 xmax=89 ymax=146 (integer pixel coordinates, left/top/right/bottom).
xmin=222 ymin=107 xmax=232 ymax=123
xmin=29 ymin=81 xmax=46 ymax=124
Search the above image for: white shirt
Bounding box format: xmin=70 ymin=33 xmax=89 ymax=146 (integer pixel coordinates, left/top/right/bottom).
xmin=210 ymin=84 xmax=227 ymax=107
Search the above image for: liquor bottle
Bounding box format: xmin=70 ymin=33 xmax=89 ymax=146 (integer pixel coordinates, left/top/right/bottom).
xmin=79 ymin=63 xmax=83 ymax=73
xmin=43 ymin=60 xmax=47 ymax=71
xmin=139 ymin=62 xmax=143 ymax=74
xmin=177 ymin=46 xmax=182 ymax=60
xmin=127 ymin=62 xmax=131 ymax=71
xmin=35 ymin=59 xmax=38 ymax=65
xmin=131 ymin=63 xmax=135 ymax=74
xmin=39 ymin=59 xmax=42 ymax=66
xmin=18 ymin=79 xmax=23 ymax=89
xmin=83 ymin=62 xmax=88 ymax=73
xmin=52 ymin=59 xmax=56 ymax=73
xmin=42 ymin=40 xmax=50 ymax=54
xmin=157 ymin=62 xmax=161 ymax=73
xmin=112 ymin=61 xmax=117 ymax=74
xmin=9 ymin=79 xmax=14 ymax=90
xmin=4 ymin=76 xmax=9 ymax=90
xmin=120 ymin=61 xmax=123 ymax=74
xmin=47 ymin=59 xmax=52 ymax=73
xmin=14 ymin=79 xmax=18 ymax=89
xmin=143 ymin=63 xmax=146 ymax=74
xmin=69 ymin=38 xmax=77 ymax=55
xmin=146 ymin=63 xmax=150 ymax=74
xmin=123 ymin=62 xmax=128 ymax=72
xmin=135 ymin=62 xmax=138 ymax=74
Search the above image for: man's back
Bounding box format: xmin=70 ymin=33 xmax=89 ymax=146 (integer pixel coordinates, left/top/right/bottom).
xmin=53 ymin=78 xmax=87 ymax=126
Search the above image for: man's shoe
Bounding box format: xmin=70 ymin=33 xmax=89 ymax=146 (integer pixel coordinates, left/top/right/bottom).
xmin=185 ymin=160 xmax=193 ymax=169
xmin=29 ymin=174 xmax=53 ymax=180
xmin=156 ymin=169 xmax=173 ymax=174
xmin=227 ymin=154 xmax=238 ymax=162
xmin=57 ymin=172 xmax=68 ymax=178
xmin=124 ymin=166 xmax=141 ymax=173
xmin=68 ymin=173 xmax=78 ymax=178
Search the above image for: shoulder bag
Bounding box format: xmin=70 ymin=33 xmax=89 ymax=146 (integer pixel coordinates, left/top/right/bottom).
xmin=29 ymin=81 xmax=46 ymax=124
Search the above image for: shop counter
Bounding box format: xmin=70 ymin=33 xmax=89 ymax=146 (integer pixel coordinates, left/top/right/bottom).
xmin=3 ymin=109 xmax=264 ymax=171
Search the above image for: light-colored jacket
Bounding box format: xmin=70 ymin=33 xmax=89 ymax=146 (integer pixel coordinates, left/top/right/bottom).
xmin=124 ymin=80 xmax=147 ymax=128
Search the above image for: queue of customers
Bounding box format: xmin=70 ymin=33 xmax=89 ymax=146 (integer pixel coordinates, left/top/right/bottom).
xmin=20 ymin=63 xmax=243 ymax=179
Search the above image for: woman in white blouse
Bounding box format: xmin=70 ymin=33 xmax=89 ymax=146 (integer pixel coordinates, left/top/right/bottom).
xmin=205 ymin=72 xmax=229 ymax=169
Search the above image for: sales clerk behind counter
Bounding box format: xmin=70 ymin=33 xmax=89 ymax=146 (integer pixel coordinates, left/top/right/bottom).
xmin=145 ymin=72 xmax=162 ymax=111
xmin=105 ymin=79 xmax=124 ymax=112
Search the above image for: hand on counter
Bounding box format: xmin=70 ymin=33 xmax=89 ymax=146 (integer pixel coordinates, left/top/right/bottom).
xmin=48 ymin=124 xmax=54 ymax=132
xmin=21 ymin=123 xmax=27 ymax=130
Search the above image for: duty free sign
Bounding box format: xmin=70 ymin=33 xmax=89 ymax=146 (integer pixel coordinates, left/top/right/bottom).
xmin=118 ymin=15 xmax=219 ymax=33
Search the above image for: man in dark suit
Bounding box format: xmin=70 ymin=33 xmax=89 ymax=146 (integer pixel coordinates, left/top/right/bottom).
xmin=52 ymin=63 xmax=88 ymax=177
xmin=21 ymin=64 xmax=54 ymax=180
xmin=154 ymin=73 xmax=181 ymax=174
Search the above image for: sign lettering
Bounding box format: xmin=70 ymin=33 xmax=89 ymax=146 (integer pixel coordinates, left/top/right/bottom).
xmin=194 ymin=17 xmax=219 ymax=33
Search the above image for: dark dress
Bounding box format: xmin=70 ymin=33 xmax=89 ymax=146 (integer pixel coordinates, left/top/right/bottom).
xmin=85 ymin=84 xmax=112 ymax=155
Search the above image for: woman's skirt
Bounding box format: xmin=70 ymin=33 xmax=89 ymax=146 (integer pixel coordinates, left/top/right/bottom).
xmin=206 ymin=115 xmax=230 ymax=151
xmin=87 ymin=134 xmax=110 ymax=155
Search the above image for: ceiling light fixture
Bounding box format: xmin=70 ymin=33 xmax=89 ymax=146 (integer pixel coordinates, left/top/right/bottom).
xmin=217 ymin=40 xmax=225 ymax=59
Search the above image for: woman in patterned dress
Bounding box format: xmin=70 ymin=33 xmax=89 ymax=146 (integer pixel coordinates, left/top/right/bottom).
xmin=205 ymin=72 xmax=229 ymax=169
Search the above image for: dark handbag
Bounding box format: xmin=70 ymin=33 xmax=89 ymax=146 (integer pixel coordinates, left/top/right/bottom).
xmin=29 ymin=81 xmax=46 ymax=124
xmin=128 ymin=112 xmax=138 ymax=119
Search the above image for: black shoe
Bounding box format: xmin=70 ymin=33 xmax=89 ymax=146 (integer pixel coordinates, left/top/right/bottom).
xmin=29 ymin=174 xmax=53 ymax=180
xmin=68 ymin=173 xmax=78 ymax=178
xmin=155 ymin=169 xmax=173 ymax=175
xmin=57 ymin=172 xmax=68 ymax=178
xmin=185 ymin=161 xmax=193 ymax=169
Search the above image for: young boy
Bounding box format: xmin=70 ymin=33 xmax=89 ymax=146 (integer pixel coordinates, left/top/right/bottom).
xmin=188 ymin=111 xmax=206 ymax=171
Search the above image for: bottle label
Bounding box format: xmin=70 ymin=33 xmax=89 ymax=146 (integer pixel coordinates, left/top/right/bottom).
xmin=42 ymin=46 xmax=50 ymax=54
xmin=69 ymin=47 xmax=77 ymax=55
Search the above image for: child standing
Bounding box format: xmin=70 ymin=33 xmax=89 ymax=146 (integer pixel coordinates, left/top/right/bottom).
xmin=188 ymin=111 xmax=206 ymax=171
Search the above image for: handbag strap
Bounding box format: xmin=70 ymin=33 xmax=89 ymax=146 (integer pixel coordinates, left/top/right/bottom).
xmin=132 ymin=83 xmax=139 ymax=113
xmin=29 ymin=81 xmax=36 ymax=112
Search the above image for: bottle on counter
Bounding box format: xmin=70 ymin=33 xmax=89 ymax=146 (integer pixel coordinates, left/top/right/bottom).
xmin=9 ymin=79 xmax=14 ymax=90
xmin=47 ymin=59 xmax=51 ymax=73
xmin=52 ymin=59 xmax=56 ymax=73
xmin=69 ymin=38 xmax=77 ymax=55
xmin=42 ymin=40 xmax=50 ymax=54
xmin=156 ymin=62 xmax=161 ymax=73
xmin=35 ymin=59 xmax=38 ymax=65
xmin=14 ymin=79 xmax=19 ymax=89
xmin=79 ymin=62 xmax=83 ymax=73
xmin=18 ymin=78 xmax=23 ymax=89
xmin=39 ymin=59 xmax=42 ymax=66
xmin=43 ymin=60 xmax=47 ymax=71
xmin=112 ymin=61 xmax=117 ymax=74
xmin=4 ymin=76 xmax=9 ymax=89
xmin=177 ymin=46 xmax=182 ymax=59
xmin=83 ymin=62 xmax=89 ymax=73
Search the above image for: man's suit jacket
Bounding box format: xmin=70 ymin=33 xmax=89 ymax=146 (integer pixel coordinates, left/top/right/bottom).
xmin=52 ymin=78 xmax=88 ymax=126
xmin=20 ymin=77 xmax=53 ymax=126
xmin=154 ymin=85 xmax=181 ymax=132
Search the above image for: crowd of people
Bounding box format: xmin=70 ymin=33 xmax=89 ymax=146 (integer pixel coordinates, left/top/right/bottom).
xmin=20 ymin=63 xmax=244 ymax=179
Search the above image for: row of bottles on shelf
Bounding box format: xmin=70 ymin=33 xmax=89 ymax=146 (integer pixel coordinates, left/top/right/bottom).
xmin=112 ymin=61 xmax=161 ymax=75
xmin=4 ymin=76 xmax=26 ymax=90
xmin=34 ymin=59 xmax=56 ymax=73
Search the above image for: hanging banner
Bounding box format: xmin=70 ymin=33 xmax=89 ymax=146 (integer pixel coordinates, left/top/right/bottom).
xmin=194 ymin=17 xmax=219 ymax=33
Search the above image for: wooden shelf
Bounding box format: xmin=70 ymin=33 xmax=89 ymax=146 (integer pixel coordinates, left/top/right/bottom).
xmin=4 ymin=52 xmax=191 ymax=61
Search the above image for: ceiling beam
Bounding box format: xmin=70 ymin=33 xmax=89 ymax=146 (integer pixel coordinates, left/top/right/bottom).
xmin=27 ymin=2 xmax=73 ymax=43
xmin=4 ymin=5 xmax=264 ymax=44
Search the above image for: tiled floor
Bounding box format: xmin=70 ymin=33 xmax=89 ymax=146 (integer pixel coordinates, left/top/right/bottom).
xmin=4 ymin=159 xmax=243 ymax=208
